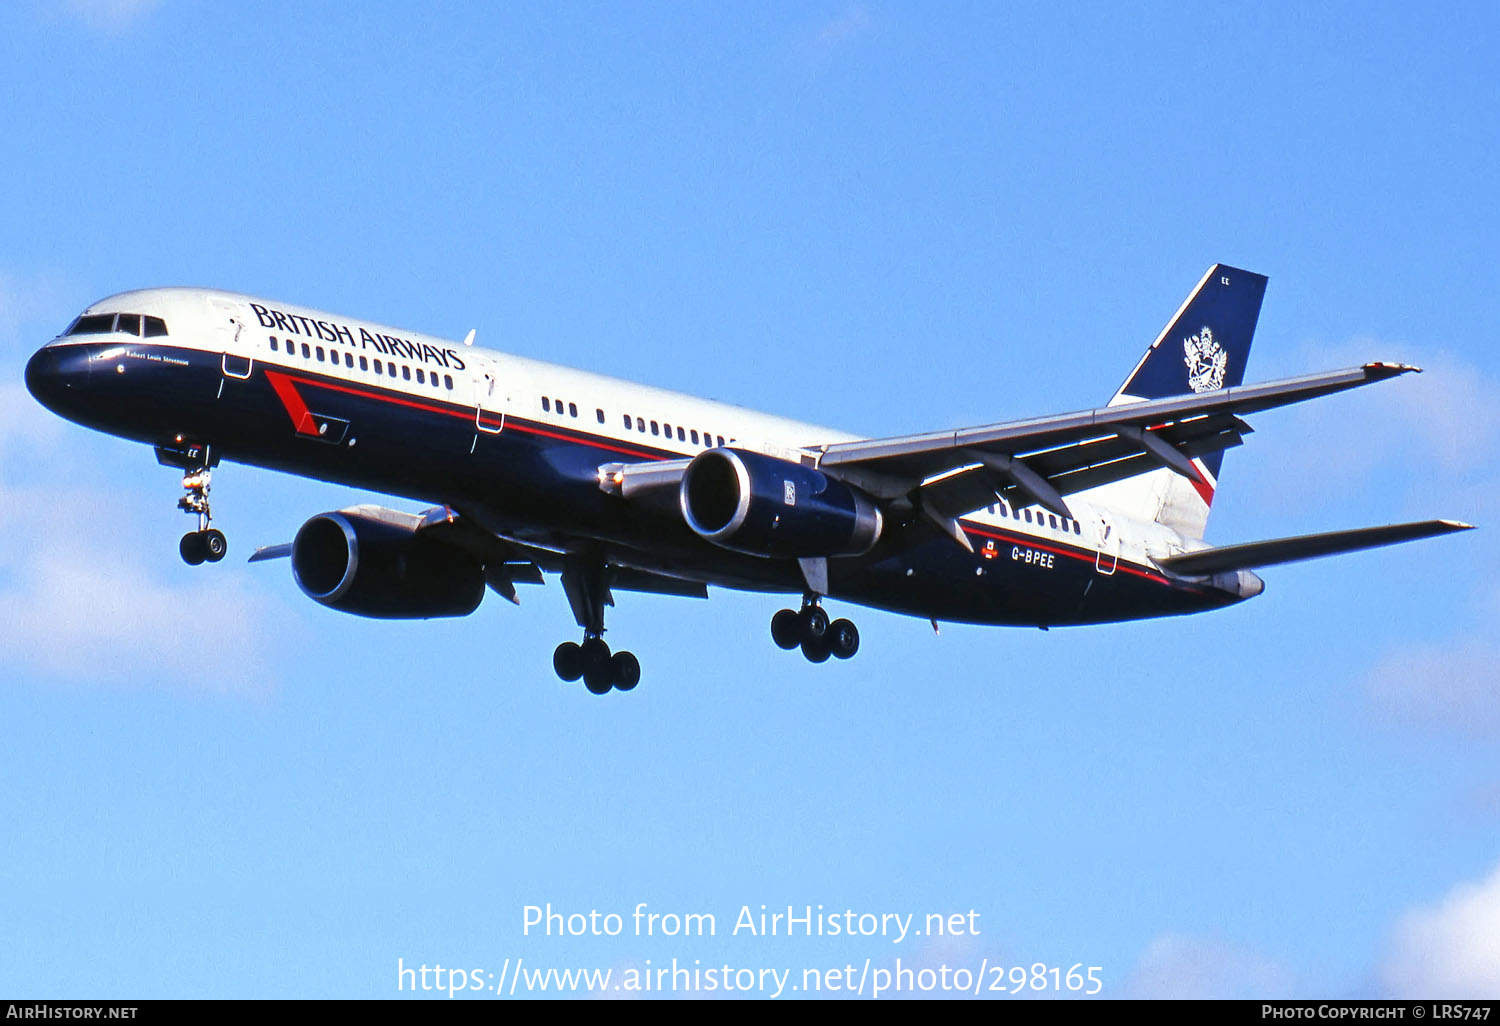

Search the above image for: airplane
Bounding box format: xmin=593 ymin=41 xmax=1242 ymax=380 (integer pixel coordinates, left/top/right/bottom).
xmin=24 ymin=264 xmax=1472 ymax=694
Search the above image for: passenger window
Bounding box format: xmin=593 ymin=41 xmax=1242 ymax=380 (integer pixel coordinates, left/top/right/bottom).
xmin=316 ymin=347 xmax=325 ymax=362
xmin=623 ymin=414 xmax=633 ymax=429
xmin=345 ymin=352 xmax=354 ymax=368
xmin=637 ymin=417 xmax=645 ymax=432
xmin=402 ymin=365 xmax=410 ymax=380
xmin=717 ymin=435 xmax=725 ymax=447
xmin=568 ymin=402 xmax=577 ymax=418
xmin=596 ymin=408 xmax=605 ymax=424
xmin=677 ymin=426 xmax=685 ymax=442
xmin=416 ymin=368 xmax=425 ymax=384
xmin=1024 ymin=509 xmax=1033 ymax=523
xmin=663 ymin=423 xmax=672 ymax=438
xmin=388 ymin=363 xmax=397 ymax=377
xmin=1048 ymin=514 xmax=1058 ymax=530
xmin=542 ymin=397 xmax=551 ymax=412
xmin=116 ymin=314 xmax=141 ymax=336
xmin=373 ymin=359 xmax=383 ymax=374
xmin=143 ymin=316 xmax=168 ymax=337
xmin=302 ymin=343 xmax=311 ymax=359
xmin=1074 ymin=521 xmax=1082 ymax=536
xmin=444 ymin=374 xmax=453 ymax=389
xmin=270 ymin=337 xmax=279 ymax=352
xmin=690 ymin=429 xmax=699 ymax=445
xmin=553 ymin=397 xmax=562 ymax=412
xmin=650 ymin=421 xmax=659 ymax=436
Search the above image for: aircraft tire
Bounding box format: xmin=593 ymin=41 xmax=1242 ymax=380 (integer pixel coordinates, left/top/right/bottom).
xmin=611 ymin=652 xmax=641 ymax=691
xmin=179 ymin=532 xmax=206 ymax=566
xmin=801 ymin=636 xmax=831 ymax=663
xmin=553 ymin=641 xmax=585 ymax=682
xmin=799 ymin=605 xmax=829 ymax=642
xmin=583 ymin=665 xmax=613 ymax=695
xmin=203 ymin=529 xmax=227 ymax=562
xmin=828 ymin=619 xmax=859 ymax=659
xmin=771 ymin=609 xmax=801 ymax=649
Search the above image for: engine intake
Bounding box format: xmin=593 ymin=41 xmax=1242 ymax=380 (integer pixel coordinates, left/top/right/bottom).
xmin=679 ymin=448 xmax=882 ymax=558
xmin=291 ymin=511 xmax=484 ymax=619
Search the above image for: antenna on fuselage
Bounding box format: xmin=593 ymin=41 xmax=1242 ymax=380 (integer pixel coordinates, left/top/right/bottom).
xmin=462 ymin=329 xmax=476 ymax=347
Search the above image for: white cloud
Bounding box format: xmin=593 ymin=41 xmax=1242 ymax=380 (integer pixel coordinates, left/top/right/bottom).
xmin=61 ymin=0 xmax=161 ymax=32
xmin=1122 ymin=931 xmax=1294 ymax=998
xmin=1238 ymin=339 xmax=1499 ymax=520
xmin=1380 ymin=861 xmax=1500 ymax=997
xmin=818 ymin=3 xmax=875 ymax=44
xmin=1364 ymin=639 xmax=1500 ymax=739
xmin=0 ymin=386 xmax=286 ymax=700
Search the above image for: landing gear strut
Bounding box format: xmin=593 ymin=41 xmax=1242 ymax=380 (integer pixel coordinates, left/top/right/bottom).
xmin=176 ymin=467 xmax=226 ymax=565
xmin=771 ymin=594 xmax=859 ymax=662
xmin=553 ymin=556 xmax=641 ymax=694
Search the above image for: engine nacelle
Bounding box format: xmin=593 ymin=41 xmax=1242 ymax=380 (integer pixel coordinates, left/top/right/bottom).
xmin=679 ymin=448 xmax=882 ymax=559
xmin=290 ymin=511 xmax=484 ymax=619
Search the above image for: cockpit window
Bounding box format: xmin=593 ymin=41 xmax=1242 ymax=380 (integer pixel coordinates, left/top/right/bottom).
xmin=67 ymin=314 xmax=116 ymax=335
xmin=63 ymin=312 xmax=169 ymax=337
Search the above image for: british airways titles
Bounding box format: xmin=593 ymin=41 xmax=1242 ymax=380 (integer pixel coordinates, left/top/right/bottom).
xmin=249 ymin=303 xmax=467 ymax=372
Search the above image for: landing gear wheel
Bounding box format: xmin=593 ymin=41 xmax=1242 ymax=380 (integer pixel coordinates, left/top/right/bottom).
xmin=801 ymin=636 xmax=832 ymax=663
xmin=771 ymin=609 xmax=801 ymax=650
xmin=581 ymin=637 xmax=613 ymax=694
xmin=611 ymin=652 xmax=641 ymax=691
xmin=799 ymin=605 xmax=829 ymax=642
xmin=828 ymin=619 xmax=859 ymax=659
xmin=553 ymin=641 xmax=585 ymax=682
xmin=202 ymin=529 xmax=227 ymax=563
xmin=179 ymin=532 xmax=207 ymax=565
xmin=584 ymin=671 xmax=613 ymax=695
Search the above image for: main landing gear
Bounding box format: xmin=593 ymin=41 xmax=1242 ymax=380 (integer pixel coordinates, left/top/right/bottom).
xmin=771 ymin=595 xmax=859 ymax=663
xmin=553 ymin=635 xmax=641 ymax=695
xmin=552 ymin=557 xmax=641 ymax=695
xmin=177 ymin=467 xmax=226 ymax=565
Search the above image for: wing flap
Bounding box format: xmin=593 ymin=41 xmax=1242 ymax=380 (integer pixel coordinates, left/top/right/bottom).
xmin=1158 ymin=519 xmax=1474 ymax=576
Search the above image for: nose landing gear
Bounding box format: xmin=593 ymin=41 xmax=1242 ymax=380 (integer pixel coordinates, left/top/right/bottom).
xmin=177 ymin=468 xmax=227 ymax=565
xmin=771 ymin=595 xmax=859 ymax=663
xmin=157 ymin=441 xmax=226 ymax=566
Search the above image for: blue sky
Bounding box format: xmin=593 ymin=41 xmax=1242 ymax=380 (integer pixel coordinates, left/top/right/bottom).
xmin=2 ymin=0 xmax=1497 ymax=999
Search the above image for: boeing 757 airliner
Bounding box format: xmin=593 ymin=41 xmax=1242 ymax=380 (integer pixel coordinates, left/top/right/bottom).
xmin=24 ymin=265 xmax=1472 ymax=693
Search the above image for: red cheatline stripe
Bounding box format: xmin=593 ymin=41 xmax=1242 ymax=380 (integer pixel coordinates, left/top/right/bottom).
xmin=960 ymin=522 xmax=1188 ymax=588
xmin=264 ymin=370 xmax=319 ymax=435
xmin=1188 ymin=457 xmax=1216 ymax=506
xmin=268 ymin=368 xmax=672 ymax=462
xmin=265 ymin=365 xmax=1192 ymax=591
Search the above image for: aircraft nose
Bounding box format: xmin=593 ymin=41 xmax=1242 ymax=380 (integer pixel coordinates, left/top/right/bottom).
xmin=24 ymin=343 xmax=86 ymax=414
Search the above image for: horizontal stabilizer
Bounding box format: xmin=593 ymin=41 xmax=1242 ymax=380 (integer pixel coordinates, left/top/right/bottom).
xmin=248 ymin=543 xmax=291 ymax=563
xmin=1159 ymin=519 xmax=1474 ymax=576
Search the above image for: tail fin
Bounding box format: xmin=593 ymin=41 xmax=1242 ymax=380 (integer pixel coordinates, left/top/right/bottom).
xmin=1084 ymin=264 xmax=1269 ymax=539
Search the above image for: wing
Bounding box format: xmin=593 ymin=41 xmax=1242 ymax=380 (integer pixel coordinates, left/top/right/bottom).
xmin=600 ymin=362 xmax=1420 ymax=545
